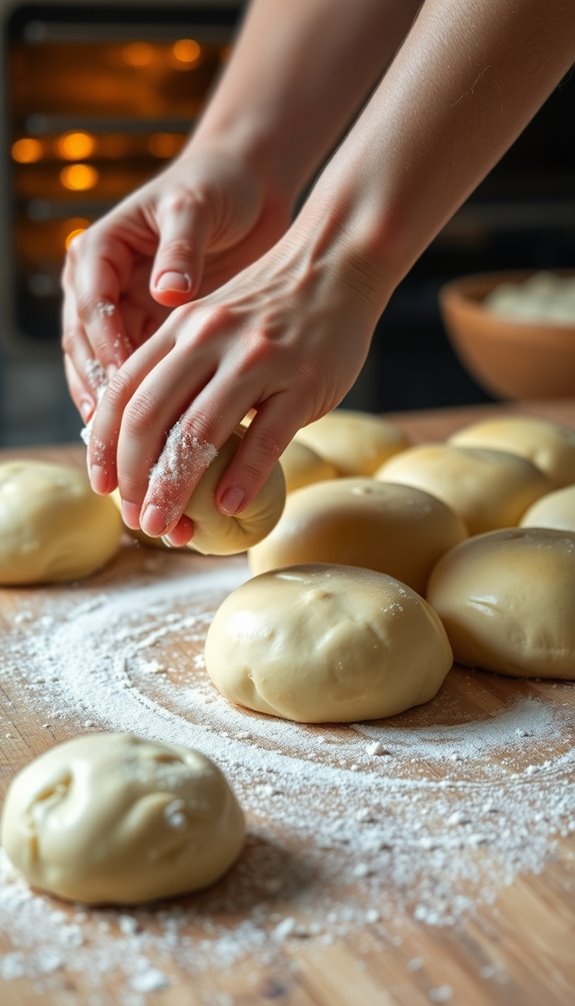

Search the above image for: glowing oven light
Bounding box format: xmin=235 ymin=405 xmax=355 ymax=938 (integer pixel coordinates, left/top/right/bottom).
xmin=12 ymin=137 xmax=43 ymax=163
xmin=171 ymin=39 xmax=202 ymax=67
xmin=148 ymin=133 xmax=182 ymax=158
xmin=57 ymin=132 xmax=95 ymax=161
xmin=121 ymin=42 xmax=157 ymax=67
xmin=60 ymin=164 xmax=99 ymax=191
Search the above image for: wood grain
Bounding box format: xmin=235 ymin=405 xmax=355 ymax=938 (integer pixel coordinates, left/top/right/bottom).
xmin=1 ymin=399 xmax=575 ymax=1006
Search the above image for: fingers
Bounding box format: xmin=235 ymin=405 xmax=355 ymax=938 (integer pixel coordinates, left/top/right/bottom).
xmin=215 ymin=395 xmax=297 ymax=515
xmin=62 ymin=228 xmax=133 ymax=376
xmin=150 ymin=190 xmax=213 ymax=308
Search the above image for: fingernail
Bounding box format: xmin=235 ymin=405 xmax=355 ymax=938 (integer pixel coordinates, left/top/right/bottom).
xmin=219 ymin=486 xmax=246 ymax=515
xmin=156 ymin=271 xmax=191 ymax=293
xmin=90 ymin=465 xmax=109 ymax=494
xmin=80 ymin=399 xmax=94 ymax=422
xmin=140 ymin=504 xmax=166 ymax=537
xmin=121 ymin=500 xmax=141 ymax=530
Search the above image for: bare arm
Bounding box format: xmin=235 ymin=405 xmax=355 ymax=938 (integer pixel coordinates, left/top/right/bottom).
xmin=87 ymin=0 xmax=575 ymax=544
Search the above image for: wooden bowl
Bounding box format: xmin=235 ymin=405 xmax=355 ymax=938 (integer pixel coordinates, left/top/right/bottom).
xmin=438 ymin=270 xmax=575 ymax=399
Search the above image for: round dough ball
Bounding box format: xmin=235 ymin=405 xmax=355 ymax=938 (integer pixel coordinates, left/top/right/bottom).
xmin=0 ymin=734 xmax=246 ymax=905
xmin=519 ymin=484 xmax=575 ymax=533
xmin=279 ymin=440 xmax=337 ymax=493
xmin=448 ymin=415 xmax=575 ymax=487
xmin=248 ymin=478 xmax=467 ymax=595
xmin=376 ymin=444 xmax=551 ymax=535
xmin=205 ymin=564 xmax=453 ymax=723
xmin=294 ymin=409 xmax=410 ymax=476
xmin=182 ymin=430 xmax=286 ymax=555
xmin=427 ymin=527 xmax=575 ymax=679
xmin=0 ymin=460 xmax=122 ymax=585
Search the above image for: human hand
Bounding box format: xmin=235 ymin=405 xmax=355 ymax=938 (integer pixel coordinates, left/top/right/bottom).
xmin=85 ymin=225 xmax=385 ymax=546
xmin=61 ymin=145 xmax=293 ymax=421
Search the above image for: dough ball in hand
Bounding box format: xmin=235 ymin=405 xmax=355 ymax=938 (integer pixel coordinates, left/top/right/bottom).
xmin=520 ymin=484 xmax=575 ymax=533
xmin=427 ymin=527 xmax=575 ymax=679
xmin=205 ymin=563 xmax=453 ymax=723
xmin=0 ymin=460 xmax=122 ymax=584
xmin=376 ymin=444 xmax=551 ymax=535
xmin=183 ymin=430 xmax=286 ymax=555
xmin=448 ymin=415 xmax=575 ymax=487
xmin=0 ymin=734 xmax=246 ymax=905
xmin=248 ymin=478 xmax=467 ymax=595
xmin=294 ymin=409 xmax=410 ymax=476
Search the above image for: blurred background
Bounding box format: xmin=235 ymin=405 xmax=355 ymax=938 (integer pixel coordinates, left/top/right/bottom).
xmin=0 ymin=0 xmax=574 ymax=446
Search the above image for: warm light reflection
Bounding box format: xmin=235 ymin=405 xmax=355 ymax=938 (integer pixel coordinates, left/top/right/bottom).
xmin=59 ymin=164 xmax=99 ymax=191
xmin=171 ymin=38 xmax=202 ymax=67
xmin=147 ymin=133 xmax=183 ymax=158
xmin=64 ymin=218 xmax=90 ymax=249
xmin=57 ymin=131 xmax=95 ymax=160
xmin=12 ymin=137 xmax=43 ymax=163
xmin=121 ymin=42 xmax=157 ymax=67
xmin=65 ymin=227 xmax=87 ymax=249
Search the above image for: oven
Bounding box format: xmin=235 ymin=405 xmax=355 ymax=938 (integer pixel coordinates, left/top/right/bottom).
xmin=0 ymin=0 xmax=241 ymax=443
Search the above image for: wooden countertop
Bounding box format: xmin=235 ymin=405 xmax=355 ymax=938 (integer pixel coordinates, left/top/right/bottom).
xmin=1 ymin=399 xmax=575 ymax=1006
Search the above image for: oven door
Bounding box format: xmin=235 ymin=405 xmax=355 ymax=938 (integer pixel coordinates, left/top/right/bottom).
xmin=0 ymin=0 xmax=240 ymax=358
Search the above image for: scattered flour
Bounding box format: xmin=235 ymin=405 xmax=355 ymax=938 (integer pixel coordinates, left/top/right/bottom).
xmin=1 ymin=548 xmax=574 ymax=1003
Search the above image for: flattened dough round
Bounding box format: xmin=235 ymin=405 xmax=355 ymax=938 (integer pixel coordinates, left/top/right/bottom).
xmin=205 ymin=564 xmax=453 ymax=723
xmin=519 ymin=484 xmax=575 ymax=533
xmin=376 ymin=444 xmax=551 ymax=535
xmin=295 ymin=409 xmax=410 ymax=476
xmin=427 ymin=527 xmax=575 ymax=679
xmin=248 ymin=478 xmax=467 ymax=594
xmin=448 ymin=415 xmax=575 ymax=487
xmin=0 ymin=734 xmax=246 ymax=905
xmin=0 ymin=460 xmax=122 ymax=584
xmin=279 ymin=440 xmax=337 ymax=493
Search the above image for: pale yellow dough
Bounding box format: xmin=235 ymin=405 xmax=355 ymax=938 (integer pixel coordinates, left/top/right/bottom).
xmin=0 ymin=460 xmax=122 ymax=584
xmin=112 ymin=429 xmax=286 ymax=555
xmin=294 ymin=409 xmax=410 ymax=476
xmin=0 ymin=734 xmax=246 ymax=905
xmin=376 ymin=444 xmax=551 ymax=535
xmin=205 ymin=564 xmax=453 ymax=723
xmin=248 ymin=478 xmax=467 ymax=595
xmin=183 ymin=430 xmax=286 ymax=555
xmin=520 ymin=484 xmax=575 ymax=533
xmin=448 ymin=415 xmax=575 ymax=487
xmin=279 ymin=440 xmax=337 ymax=493
xmin=427 ymin=527 xmax=575 ymax=679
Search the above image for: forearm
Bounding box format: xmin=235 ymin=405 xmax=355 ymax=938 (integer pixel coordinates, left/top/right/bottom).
xmin=191 ymin=0 xmax=421 ymax=200
xmin=296 ymin=0 xmax=575 ymax=307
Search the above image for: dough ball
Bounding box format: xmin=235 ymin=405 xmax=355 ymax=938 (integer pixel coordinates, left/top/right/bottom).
xmin=279 ymin=440 xmax=337 ymax=493
xmin=376 ymin=444 xmax=551 ymax=535
xmin=180 ymin=429 xmax=285 ymax=555
xmin=0 ymin=734 xmax=246 ymax=905
xmin=427 ymin=527 xmax=575 ymax=679
xmin=448 ymin=415 xmax=575 ymax=487
xmin=248 ymin=478 xmax=467 ymax=595
xmin=294 ymin=409 xmax=410 ymax=476
xmin=205 ymin=564 xmax=453 ymax=723
xmin=520 ymin=484 xmax=575 ymax=533
xmin=0 ymin=460 xmax=122 ymax=585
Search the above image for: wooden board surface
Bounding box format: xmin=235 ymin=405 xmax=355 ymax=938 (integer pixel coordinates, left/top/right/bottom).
xmin=1 ymin=399 xmax=575 ymax=1006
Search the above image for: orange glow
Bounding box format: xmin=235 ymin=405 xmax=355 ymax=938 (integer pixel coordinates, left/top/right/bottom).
xmin=57 ymin=131 xmax=95 ymax=160
xmin=148 ymin=133 xmax=183 ymax=158
xmin=121 ymin=42 xmax=156 ymax=67
xmin=12 ymin=137 xmax=43 ymax=163
xmin=60 ymin=164 xmax=99 ymax=191
xmin=65 ymin=227 xmax=87 ymax=249
xmin=171 ymin=38 xmax=202 ymax=67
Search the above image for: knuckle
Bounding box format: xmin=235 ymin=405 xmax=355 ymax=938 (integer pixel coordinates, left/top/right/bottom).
xmin=122 ymin=395 xmax=158 ymax=438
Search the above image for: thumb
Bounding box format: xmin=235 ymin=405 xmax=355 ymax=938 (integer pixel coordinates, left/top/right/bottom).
xmin=150 ymin=193 xmax=212 ymax=307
